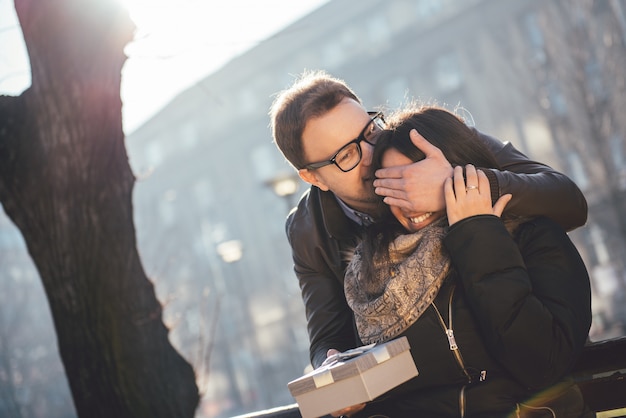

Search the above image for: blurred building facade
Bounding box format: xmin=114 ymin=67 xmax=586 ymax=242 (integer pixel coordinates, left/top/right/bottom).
xmin=23 ymin=0 xmax=620 ymax=416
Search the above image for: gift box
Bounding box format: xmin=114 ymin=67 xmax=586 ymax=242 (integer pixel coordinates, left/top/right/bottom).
xmin=287 ymin=336 xmax=418 ymax=418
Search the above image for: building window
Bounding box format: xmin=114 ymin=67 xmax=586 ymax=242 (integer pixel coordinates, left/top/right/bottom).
xmin=415 ymin=0 xmax=444 ymax=20
xmin=434 ymin=51 xmax=463 ymax=93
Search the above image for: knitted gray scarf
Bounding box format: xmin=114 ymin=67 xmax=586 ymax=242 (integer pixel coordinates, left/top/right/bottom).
xmin=344 ymin=219 xmax=451 ymax=344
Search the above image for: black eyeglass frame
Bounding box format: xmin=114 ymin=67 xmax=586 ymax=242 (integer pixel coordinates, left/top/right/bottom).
xmin=303 ymin=111 xmax=385 ymax=172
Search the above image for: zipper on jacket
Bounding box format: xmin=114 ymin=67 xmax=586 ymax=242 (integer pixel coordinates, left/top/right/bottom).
xmin=431 ymin=285 xmax=473 ymax=383
xmin=431 ymin=285 xmax=471 ymax=418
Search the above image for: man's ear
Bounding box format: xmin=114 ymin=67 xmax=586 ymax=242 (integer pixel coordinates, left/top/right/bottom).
xmin=298 ymin=168 xmax=330 ymax=191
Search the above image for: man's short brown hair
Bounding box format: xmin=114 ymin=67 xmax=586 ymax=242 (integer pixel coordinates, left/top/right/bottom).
xmin=270 ymin=70 xmax=361 ymax=169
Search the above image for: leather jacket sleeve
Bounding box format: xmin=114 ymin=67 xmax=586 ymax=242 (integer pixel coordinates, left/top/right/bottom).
xmin=478 ymin=132 xmax=588 ymax=231
xmin=443 ymin=215 xmax=592 ymax=389
xmin=285 ymin=190 xmax=359 ymax=368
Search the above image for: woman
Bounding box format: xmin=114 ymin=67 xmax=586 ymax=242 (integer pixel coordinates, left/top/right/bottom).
xmin=342 ymin=106 xmax=592 ymax=417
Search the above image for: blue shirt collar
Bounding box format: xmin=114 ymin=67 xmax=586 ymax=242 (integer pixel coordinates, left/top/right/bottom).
xmin=334 ymin=195 xmax=374 ymax=227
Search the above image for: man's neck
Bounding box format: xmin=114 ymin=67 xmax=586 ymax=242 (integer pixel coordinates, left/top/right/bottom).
xmin=334 ymin=196 xmax=375 ymax=226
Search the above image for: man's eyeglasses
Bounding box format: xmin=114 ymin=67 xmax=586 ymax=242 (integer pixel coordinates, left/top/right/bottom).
xmin=303 ymin=112 xmax=386 ymax=172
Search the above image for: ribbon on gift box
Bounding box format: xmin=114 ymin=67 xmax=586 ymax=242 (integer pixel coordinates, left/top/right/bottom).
xmin=312 ymin=368 xmax=334 ymax=388
xmin=320 ymin=343 xmax=376 ymax=367
xmin=371 ymin=344 xmax=391 ymax=363
xmin=313 ymin=343 xmax=391 ymax=388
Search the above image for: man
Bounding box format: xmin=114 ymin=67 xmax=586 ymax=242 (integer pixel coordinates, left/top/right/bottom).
xmin=270 ymin=70 xmax=588 ymax=370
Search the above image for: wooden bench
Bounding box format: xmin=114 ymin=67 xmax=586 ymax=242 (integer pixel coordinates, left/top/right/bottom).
xmin=237 ymin=336 xmax=626 ymax=418
xmin=572 ymin=336 xmax=626 ymax=415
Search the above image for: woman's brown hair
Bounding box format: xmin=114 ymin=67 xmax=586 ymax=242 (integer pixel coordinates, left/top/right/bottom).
xmin=358 ymin=105 xmax=501 ymax=279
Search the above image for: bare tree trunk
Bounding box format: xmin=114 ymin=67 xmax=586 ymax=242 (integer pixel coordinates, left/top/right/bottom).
xmin=0 ymin=0 xmax=199 ymax=417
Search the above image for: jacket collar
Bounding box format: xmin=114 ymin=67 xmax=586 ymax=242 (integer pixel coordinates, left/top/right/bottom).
xmin=315 ymin=187 xmax=361 ymax=240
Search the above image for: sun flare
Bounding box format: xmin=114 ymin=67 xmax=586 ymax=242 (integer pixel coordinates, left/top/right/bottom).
xmin=112 ymin=0 xmax=329 ymax=132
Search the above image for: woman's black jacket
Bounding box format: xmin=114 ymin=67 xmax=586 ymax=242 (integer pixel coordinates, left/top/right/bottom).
xmin=369 ymin=215 xmax=592 ymax=417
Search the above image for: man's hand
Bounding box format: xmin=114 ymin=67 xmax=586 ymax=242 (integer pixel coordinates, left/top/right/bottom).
xmin=373 ymin=129 xmax=453 ymax=212
xmin=445 ymin=164 xmax=512 ymax=225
